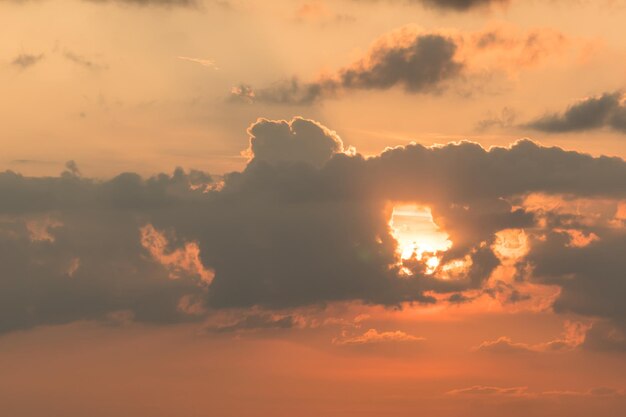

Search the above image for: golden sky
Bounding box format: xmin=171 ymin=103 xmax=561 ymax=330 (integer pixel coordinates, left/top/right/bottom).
xmin=1 ymin=1 xmax=626 ymax=416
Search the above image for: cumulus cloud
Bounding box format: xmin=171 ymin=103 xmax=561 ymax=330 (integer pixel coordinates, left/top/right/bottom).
xmin=232 ymin=26 xmax=566 ymax=105
xmin=245 ymin=117 xmax=346 ymax=167
xmin=525 ymin=91 xmax=626 ymax=133
xmin=0 ymin=117 xmax=625 ymax=335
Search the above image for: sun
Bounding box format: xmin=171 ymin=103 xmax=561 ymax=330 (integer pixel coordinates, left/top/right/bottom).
xmin=389 ymin=205 xmax=452 ymax=274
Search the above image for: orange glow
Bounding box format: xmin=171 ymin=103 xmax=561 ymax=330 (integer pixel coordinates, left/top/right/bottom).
xmin=493 ymin=228 xmax=529 ymax=262
xmin=140 ymin=224 xmax=214 ymax=284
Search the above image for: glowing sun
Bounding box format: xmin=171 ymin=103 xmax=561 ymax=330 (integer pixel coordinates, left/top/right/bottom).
xmin=389 ymin=205 xmax=452 ymax=274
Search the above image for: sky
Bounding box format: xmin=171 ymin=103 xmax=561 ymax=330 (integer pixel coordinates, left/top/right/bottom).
xmin=1 ymin=1 xmax=626 ymax=416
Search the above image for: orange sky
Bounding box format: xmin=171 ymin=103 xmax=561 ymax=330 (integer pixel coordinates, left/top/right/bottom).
xmin=1 ymin=1 xmax=625 ymax=416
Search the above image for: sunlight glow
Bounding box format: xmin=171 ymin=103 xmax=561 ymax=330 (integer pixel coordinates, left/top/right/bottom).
xmin=389 ymin=205 xmax=452 ymax=274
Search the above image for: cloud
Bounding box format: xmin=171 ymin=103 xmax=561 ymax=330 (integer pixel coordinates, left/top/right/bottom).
xmin=63 ymin=51 xmax=106 ymax=70
xmin=524 ymin=91 xmax=626 ymax=133
xmin=0 ymin=117 xmax=625 ymax=333
xmin=10 ymin=53 xmax=44 ymax=70
xmin=520 ymin=223 xmax=626 ymax=340
xmin=353 ymin=0 xmax=510 ymax=12
xmin=448 ymin=385 xmax=623 ymax=397
xmin=475 ymin=107 xmax=517 ymax=131
xmin=418 ymin=0 xmax=510 ymax=10
xmin=177 ymin=56 xmax=218 ymax=69
xmin=582 ymin=319 xmax=626 ymax=351
xmin=205 ymin=312 xmax=299 ymax=333
xmin=447 ymin=385 xmax=528 ymax=396
xmin=233 ymin=28 xmax=462 ymax=105
xmin=293 ymin=2 xmax=355 ymax=25
xmin=245 ymin=117 xmax=346 ymax=167
xmin=232 ymin=26 xmax=567 ymax=105
xmin=476 ymin=321 xmax=591 ymax=353
xmin=333 ymin=328 xmax=424 ymax=345
xmin=475 ymin=336 xmax=537 ymax=353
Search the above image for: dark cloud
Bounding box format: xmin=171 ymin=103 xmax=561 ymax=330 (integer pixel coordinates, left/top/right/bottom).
xmin=233 ymin=26 xmax=566 ymax=105
xmin=582 ymin=320 xmax=626 ymax=351
xmin=352 ymin=0 xmax=509 ymax=12
xmin=63 ymin=51 xmax=106 ymax=70
xmin=10 ymin=53 xmax=44 ymax=70
xmin=232 ymin=30 xmax=463 ymax=105
xmin=522 ymin=229 xmax=626 ymax=338
xmin=418 ymin=0 xmax=509 ymax=11
xmin=246 ymin=117 xmax=345 ymax=167
xmin=205 ymin=312 xmax=297 ymax=333
xmin=525 ymin=91 xmax=626 ymax=134
xmin=0 ymin=117 xmax=625 ymax=334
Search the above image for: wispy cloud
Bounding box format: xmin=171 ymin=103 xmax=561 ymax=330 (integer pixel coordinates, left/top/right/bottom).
xmin=333 ymin=328 xmax=425 ymax=345
xmin=63 ymin=51 xmax=107 ymax=71
xmin=11 ymin=53 xmax=44 ymax=70
xmin=177 ymin=56 xmax=218 ymax=69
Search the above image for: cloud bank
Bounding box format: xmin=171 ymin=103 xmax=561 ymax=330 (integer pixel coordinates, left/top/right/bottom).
xmin=0 ymin=117 xmax=624 ymax=340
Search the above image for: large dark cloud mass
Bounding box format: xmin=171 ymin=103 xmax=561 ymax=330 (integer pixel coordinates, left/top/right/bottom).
xmin=525 ymin=91 xmax=626 ymax=134
xmin=0 ymin=117 xmax=625 ymax=339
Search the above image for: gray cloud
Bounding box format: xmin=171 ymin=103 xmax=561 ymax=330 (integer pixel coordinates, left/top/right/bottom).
xmin=233 ymin=26 xmax=566 ymax=105
xmin=522 ymin=229 xmax=626 ymax=339
xmin=525 ymin=91 xmax=626 ymax=134
xmin=205 ymin=312 xmax=297 ymax=333
xmin=582 ymin=320 xmax=626 ymax=351
xmin=10 ymin=53 xmax=44 ymax=70
xmin=0 ymin=117 xmax=625 ymax=335
xmin=418 ymin=0 xmax=509 ymax=10
xmin=232 ymin=31 xmax=463 ymax=105
xmin=246 ymin=117 xmax=345 ymax=167
xmin=352 ymin=0 xmax=509 ymax=11
xmin=475 ymin=107 xmax=517 ymax=132
xmin=63 ymin=51 xmax=106 ymax=70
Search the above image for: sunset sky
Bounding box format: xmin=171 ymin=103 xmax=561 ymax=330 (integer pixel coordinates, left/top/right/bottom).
xmin=1 ymin=1 xmax=626 ymax=416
